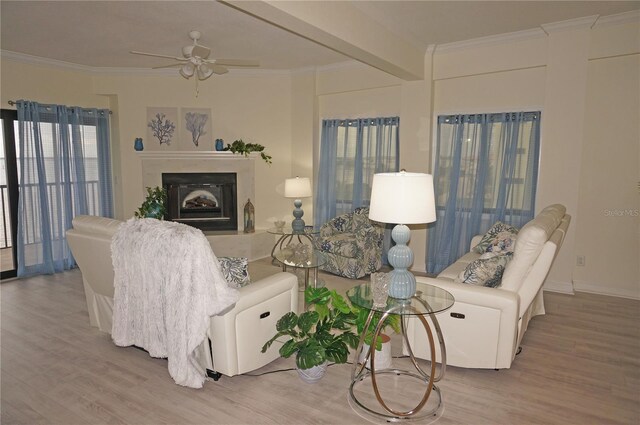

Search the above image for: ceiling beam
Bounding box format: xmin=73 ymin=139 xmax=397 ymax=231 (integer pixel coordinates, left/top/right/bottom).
xmin=222 ymin=0 xmax=425 ymax=80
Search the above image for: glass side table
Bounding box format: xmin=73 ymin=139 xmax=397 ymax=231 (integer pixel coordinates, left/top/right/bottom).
xmin=347 ymin=282 xmax=455 ymax=423
xmin=267 ymin=226 xmax=321 ymax=257
xmin=273 ymin=245 xmax=326 ymax=307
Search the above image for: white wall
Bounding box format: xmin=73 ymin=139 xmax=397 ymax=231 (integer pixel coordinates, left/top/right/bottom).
xmin=0 ymin=60 xmax=109 ymax=109
xmin=92 ymin=72 xmax=292 ymax=229
xmin=430 ymin=14 xmax=639 ymax=297
xmin=573 ymin=54 xmax=639 ymax=298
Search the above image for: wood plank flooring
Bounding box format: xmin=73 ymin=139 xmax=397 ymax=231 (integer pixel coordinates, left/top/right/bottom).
xmin=2 ymin=258 xmax=639 ymax=424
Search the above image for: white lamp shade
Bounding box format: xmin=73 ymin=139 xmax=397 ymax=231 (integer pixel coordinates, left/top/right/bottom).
xmin=369 ymin=172 xmax=436 ymax=224
xmin=284 ymin=177 xmax=312 ymax=198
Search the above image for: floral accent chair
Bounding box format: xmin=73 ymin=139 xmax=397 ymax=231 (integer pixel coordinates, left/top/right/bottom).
xmin=314 ymin=207 xmax=385 ymax=279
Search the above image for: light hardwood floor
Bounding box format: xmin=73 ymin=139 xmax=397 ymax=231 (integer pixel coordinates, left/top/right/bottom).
xmin=2 ymin=259 xmax=639 ymax=425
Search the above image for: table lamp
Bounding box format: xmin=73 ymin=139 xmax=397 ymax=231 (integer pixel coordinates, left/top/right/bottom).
xmin=368 ymin=171 xmax=436 ymax=299
xmin=284 ymin=176 xmax=312 ymax=233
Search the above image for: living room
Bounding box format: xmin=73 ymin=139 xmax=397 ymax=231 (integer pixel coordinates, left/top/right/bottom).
xmin=1 ymin=1 xmax=638 ymax=424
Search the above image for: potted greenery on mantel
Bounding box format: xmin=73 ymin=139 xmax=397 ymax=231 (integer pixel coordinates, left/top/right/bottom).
xmin=223 ymin=139 xmax=272 ymax=164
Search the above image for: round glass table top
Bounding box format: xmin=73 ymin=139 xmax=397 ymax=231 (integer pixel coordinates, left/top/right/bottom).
xmin=274 ymin=246 xmax=327 ymax=269
xmin=347 ymin=282 xmax=455 ymax=316
xmin=267 ymin=226 xmax=320 ymax=236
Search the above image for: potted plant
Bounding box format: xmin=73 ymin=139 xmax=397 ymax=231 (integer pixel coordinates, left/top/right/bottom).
xmin=261 ymin=286 xmax=359 ymax=383
xmin=351 ymin=304 xmax=401 ymax=370
xmin=134 ymin=186 xmax=167 ymax=219
xmin=223 ymin=139 xmax=272 ymax=164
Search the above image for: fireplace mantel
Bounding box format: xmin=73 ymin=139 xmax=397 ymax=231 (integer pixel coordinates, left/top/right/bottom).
xmin=137 ymin=151 xmax=259 ymax=160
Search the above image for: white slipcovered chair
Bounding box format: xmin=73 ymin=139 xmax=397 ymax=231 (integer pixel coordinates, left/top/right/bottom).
xmin=66 ymin=215 xmax=298 ymax=378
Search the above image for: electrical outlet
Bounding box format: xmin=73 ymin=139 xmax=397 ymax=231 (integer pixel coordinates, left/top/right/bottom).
xmin=576 ymin=255 xmax=586 ymax=267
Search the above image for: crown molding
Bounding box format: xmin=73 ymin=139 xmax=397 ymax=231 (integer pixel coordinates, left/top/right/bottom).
xmin=434 ymin=28 xmax=546 ymax=54
xmin=540 ymin=15 xmax=599 ymax=34
xmin=433 ymin=11 xmax=631 ymax=54
xmin=594 ymin=9 xmax=640 ymax=27
xmin=1 ymin=50 xmax=99 ymax=73
xmin=1 ymin=49 xmax=298 ymax=78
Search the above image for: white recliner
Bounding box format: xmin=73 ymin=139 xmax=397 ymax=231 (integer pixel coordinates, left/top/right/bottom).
xmin=66 ymin=215 xmax=298 ymax=378
xmin=406 ymin=204 xmax=570 ymax=369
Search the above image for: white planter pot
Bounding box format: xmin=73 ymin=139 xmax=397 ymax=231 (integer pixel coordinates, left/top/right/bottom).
xmin=358 ymin=333 xmax=392 ymax=370
xmin=296 ymin=361 xmax=328 ymax=384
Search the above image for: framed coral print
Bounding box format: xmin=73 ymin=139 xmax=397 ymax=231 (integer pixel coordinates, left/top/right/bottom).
xmin=146 ymin=107 xmax=178 ymax=150
xmin=180 ymin=108 xmax=212 ymax=151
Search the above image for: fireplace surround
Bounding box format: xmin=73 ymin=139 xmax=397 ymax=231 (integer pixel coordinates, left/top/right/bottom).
xmin=139 ymin=151 xmax=272 ymax=260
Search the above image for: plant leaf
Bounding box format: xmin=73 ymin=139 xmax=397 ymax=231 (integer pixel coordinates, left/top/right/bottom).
xmin=305 ymin=286 xmax=331 ymax=306
xmin=330 ymin=291 xmax=351 ymax=314
xmin=279 ymin=338 xmax=299 ymax=358
xmin=314 ymin=329 xmax=334 ymax=348
xmin=314 ymin=303 xmax=330 ymax=321
xmin=298 ymin=311 xmax=319 ymax=335
xmin=296 ymin=339 xmax=326 ymax=369
xmin=276 ymin=311 xmax=298 ymax=332
xmin=261 ymin=331 xmax=288 ymax=353
xmin=384 ymin=314 xmax=402 ymax=335
xmin=325 ymin=340 xmax=349 ymax=364
xmin=340 ymin=331 xmax=360 ymax=350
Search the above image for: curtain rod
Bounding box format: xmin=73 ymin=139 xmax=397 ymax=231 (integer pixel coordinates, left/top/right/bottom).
xmin=7 ymin=100 xmax=112 ymax=114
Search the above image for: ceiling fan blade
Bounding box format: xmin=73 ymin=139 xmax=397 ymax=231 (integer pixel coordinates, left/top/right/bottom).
xmin=191 ymin=44 xmax=210 ymax=59
xmin=211 ymin=65 xmax=229 ymax=75
xmin=152 ymin=63 xmax=185 ymax=69
xmin=210 ymin=59 xmax=259 ymax=67
xmin=130 ymin=51 xmax=185 ymax=61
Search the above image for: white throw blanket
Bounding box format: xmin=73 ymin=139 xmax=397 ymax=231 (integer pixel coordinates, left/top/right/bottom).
xmin=111 ymin=218 xmax=238 ymax=388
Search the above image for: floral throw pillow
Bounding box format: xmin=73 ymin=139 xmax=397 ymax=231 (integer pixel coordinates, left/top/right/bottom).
xmin=473 ymin=221 xmax=519 ymax=254
xmin=218 ymin=257 xmax=250 ymax=288
xmin=456 ymin=252 xmax=512 ymax=288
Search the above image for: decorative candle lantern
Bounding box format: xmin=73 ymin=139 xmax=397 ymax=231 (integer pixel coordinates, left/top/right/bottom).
xmin=244 ymin=199 xmax=255 ymax=233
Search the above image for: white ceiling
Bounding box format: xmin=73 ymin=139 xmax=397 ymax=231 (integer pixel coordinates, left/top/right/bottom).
xmin=1 ymin=1 xmax=638 ymax=72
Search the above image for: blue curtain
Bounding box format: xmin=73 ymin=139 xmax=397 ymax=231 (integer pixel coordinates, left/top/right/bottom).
xmin=315 ymin=117 xmax=400 ymax=226
xmin=427 ymin=111 xmax=540 ymax=274
xmin=16 ymin=100 xmax=113 ymax=277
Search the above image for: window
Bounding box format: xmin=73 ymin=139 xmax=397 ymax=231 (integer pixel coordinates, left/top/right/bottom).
xmin=316 ymin=117 xmax=399 ymax=225
xmin=15 ymin=101 xmax=112 ymax=276
xmin=427 ymin=111 xmax=540 ymax=274
xmin=435 ymin=113 xmax=538 ymax=215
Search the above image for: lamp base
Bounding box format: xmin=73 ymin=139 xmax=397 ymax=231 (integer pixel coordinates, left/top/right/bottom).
xmin=387 ymin=224 xmax=416 ymax=299
xmin=291 ymin=199 xmax=305 ymax=233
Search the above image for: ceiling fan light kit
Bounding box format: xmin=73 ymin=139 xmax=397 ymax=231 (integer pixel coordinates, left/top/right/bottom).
xmin=130 ymin=30 xmax=259 ymax=95
xmin=179 ymin=62 xmax=195 ymax=79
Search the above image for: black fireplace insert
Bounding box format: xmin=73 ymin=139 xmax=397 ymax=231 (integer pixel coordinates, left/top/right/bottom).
xmin=162 ymin=172 xmax=237 ymax=231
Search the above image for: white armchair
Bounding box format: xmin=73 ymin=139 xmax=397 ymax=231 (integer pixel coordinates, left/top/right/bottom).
xmin=67 ymin=215 xmax=298 ymax=378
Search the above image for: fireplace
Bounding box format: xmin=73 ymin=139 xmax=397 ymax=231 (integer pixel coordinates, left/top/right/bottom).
xmin=162 ymin=172 xmax=237 ymax=231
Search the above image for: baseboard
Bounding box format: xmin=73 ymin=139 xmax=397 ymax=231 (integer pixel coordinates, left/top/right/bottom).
xmin=543 ymin=279 xmax=575 ymax=294
xmin=573 ymin=279 xmax=640 ymax=300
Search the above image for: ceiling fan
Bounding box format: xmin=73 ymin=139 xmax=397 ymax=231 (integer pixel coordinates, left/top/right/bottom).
xmin=130 ymin=30 xmax=259 ymax=81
